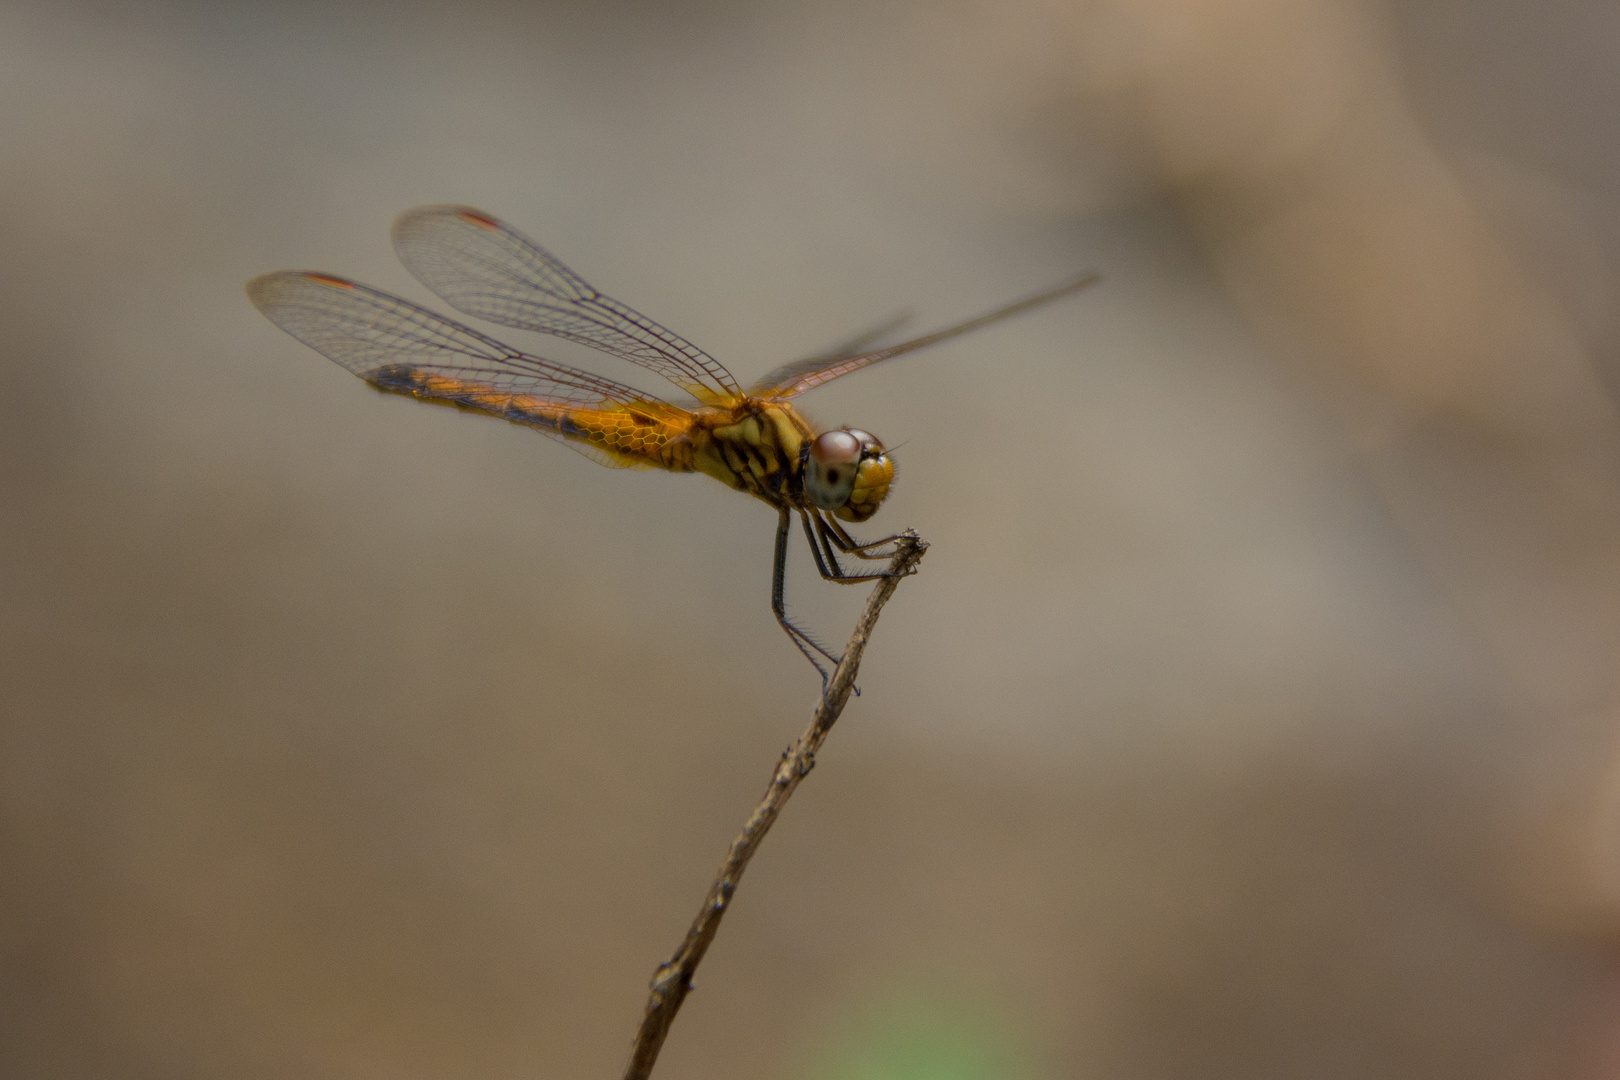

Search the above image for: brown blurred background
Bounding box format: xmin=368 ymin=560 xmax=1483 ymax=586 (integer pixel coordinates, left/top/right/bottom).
xmin=6 ymin=0 xmax=1620 ymax=1077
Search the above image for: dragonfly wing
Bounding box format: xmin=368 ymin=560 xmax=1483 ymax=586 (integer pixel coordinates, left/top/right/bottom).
xmin=754 ymin=272 xmax=1101 ymax=399
xmin=748 ymin=310 xmax=915 ymax=396
xmin=535 ymin=431 xmax=655 ymax=470
xmin=246 ymin=270 xmax=679 ymax=469
xmin=392 ymin=205 xmax=743 ymax=405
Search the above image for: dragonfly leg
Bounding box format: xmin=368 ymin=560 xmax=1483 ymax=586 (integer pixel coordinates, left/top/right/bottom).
xmin=802 ymin=510 xmax=894 ymax=585
xmin=774 ymin=505 xmax=841 ymax=683
xmin=819 ymin=517 xmax=904 ymax=561
xmin=800 ymin=508 xmax=844 ymax=579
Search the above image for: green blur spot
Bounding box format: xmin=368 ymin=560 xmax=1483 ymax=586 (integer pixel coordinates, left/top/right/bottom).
xmin=800 ymin=991 xmax=1034 ymax=1080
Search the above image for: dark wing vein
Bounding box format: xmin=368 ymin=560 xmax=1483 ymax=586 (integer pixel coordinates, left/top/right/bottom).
xmin=392 ymin=205 xmax=742 ymax=403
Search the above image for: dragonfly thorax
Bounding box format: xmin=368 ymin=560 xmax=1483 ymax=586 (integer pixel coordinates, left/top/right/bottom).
xmin=689 ymin=404 xmax=892 ymax=522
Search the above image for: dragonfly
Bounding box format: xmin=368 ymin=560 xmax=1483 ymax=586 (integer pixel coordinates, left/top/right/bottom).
xmin=247 ymin=206 xmax=1098 ymax=683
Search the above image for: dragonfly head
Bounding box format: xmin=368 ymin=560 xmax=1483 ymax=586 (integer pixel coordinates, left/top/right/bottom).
xmin=805 ymin=428 xmax=893 ymax=523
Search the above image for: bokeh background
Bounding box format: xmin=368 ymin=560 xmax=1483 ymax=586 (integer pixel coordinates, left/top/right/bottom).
xmin=6 ymin=0 xmax=1620 ymax=1077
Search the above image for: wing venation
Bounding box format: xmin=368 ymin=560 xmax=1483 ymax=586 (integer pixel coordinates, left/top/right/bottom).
xmin=245 ymin=270 xmax=677 ymax=469
xmin=393 ymin=205 xmax=743 ymax=404
xmin=753 ymin=272 xmax=1101 ymax=399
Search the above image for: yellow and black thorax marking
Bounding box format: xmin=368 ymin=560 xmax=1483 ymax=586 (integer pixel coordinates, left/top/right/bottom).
xmin=689 ymin=401 xmax=814 ymax=508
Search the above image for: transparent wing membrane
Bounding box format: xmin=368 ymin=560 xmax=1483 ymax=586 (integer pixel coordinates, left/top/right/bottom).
xmin=247 ymin=271 xmax=658 ymax=404
xmin=246 ymin=270 xmax=675 ymax=469
xmin=393 ymin=205 xmax=742 ymax=404
xmin=753 ymin=309 xmax=914 ymax=394
xmin=753 ymin=271 xmax=1101 ymax=399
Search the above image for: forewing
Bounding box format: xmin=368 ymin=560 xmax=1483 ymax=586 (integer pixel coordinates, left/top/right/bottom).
xmin=246 ymin=270 xmax=666 ymax=469
xmin=392 ymin=205 xmax=743 ymax=404
xmin=748 ymin=310 xmax=915 ymax=398
xmin=754 ymin=272 xmax=1102 ymax=399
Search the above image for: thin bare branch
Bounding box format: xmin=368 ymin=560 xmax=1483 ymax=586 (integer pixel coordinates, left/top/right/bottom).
xmin=622 ymin=531 xmax=929 ymax=1080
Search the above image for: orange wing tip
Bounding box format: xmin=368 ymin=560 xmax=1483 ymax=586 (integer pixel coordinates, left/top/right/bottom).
xmin=302 ymin=272 xmax=355 ymax=288
xmin=456 ymin=209 xmax=501 ymax=231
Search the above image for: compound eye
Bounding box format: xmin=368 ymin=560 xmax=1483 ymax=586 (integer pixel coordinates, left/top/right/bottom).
xmin=810 ymin=429 xmax=862 ymax=465
xmin=805 ymin=430 xmax=863 ymax=511
xmin=844 ymin=428 xmax=880 ymax=452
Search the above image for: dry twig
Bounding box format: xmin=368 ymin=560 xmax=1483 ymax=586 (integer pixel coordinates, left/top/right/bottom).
xmin=622 ymin=531 xmax=929 ymax=1080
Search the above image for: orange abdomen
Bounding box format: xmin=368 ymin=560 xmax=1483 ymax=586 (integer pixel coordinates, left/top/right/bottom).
xmin=367 ymin=365 xmax=696 ymax=471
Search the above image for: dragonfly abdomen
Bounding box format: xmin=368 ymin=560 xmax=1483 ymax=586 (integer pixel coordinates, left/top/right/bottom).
xmin=366 ymin=364 xmax=695 ymax=471
xmin=555 ymin=406 xmax=694 ymax=470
